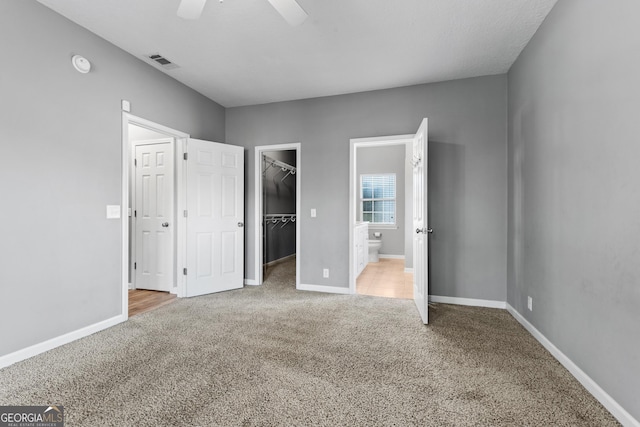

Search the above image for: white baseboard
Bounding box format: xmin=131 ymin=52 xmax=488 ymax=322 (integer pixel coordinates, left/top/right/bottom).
xmin=265 ymin=254 xmax=296 ymax=267
xmin=379 ymin=254 xmax=405 ymax=259
xmin=297 ymin=283 xmax=350 ymax=294
xmin=404 ymin=268 xmax=414 ymax=273
xmin=0 ymin=314 xmax=126 ymax=369
xmin=506 ymin=304 xmax=639 ymax=427
xmin=429 ymin=295 xmax=506 ymax=309
xmin=244 ymin=279 xmax=259 ymax=286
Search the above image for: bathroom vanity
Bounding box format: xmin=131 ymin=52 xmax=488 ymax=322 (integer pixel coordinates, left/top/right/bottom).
xmin=354 ymin=222 xmax=368 ymax=278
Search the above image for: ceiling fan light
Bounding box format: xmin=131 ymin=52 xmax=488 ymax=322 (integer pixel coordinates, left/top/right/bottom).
xmin=266 ymin=0 xmax=308 ymax=26
xmin=177 ymin=0 xmax=207 ymax=20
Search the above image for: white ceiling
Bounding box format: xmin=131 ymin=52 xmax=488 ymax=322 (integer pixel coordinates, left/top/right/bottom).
xmin=37 ymin=0 xmax=557 ymax=108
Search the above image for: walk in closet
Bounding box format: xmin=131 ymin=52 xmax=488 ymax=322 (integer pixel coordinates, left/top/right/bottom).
xmin=262 ymin=151 xmax=297 ymax=278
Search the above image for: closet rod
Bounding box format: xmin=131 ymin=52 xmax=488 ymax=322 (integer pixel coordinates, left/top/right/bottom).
xmin=264 ymin=214 xmax=296 ymax=229
xmin=264 ymin=214 xmax=296 ymax=219
xmin=263 ymin=154 xmax=296 ymax=175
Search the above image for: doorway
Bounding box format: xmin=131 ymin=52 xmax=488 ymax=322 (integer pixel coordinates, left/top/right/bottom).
xmin=122 ymin=114 xmax=189 ymax=318
xmin=122 ymin=114 xmax=246 ymax=316
xmin=254 ymin=144 xmax=301 ymax=288
xmin=349 ymin=120 xmax=430 ymax=324
xmin=349 ymin=136 xmax=414 ymax=297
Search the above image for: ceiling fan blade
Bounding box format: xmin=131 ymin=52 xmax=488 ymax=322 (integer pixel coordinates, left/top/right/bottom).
xmin=177 ymin=0 xmax=207 ymax=19
xmin=266 ymin=0 xmax=308 ymax=26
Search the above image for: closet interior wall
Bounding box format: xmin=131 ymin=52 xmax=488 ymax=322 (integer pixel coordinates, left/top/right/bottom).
xmin=263 ymin=150 xmax=297 ymax=265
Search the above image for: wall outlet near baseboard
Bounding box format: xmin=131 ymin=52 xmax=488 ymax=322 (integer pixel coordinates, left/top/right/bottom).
xmin=323 ymin=268 xmax=329 ymax=278
xmin=527 ymin=296 xmax=533 ymax=311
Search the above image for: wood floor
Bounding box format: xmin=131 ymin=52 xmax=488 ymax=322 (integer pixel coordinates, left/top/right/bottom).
xmin=356 ymin=258 xmax=413 ymax=299
xmin=128 ymin=289 xmax=176 ymax=317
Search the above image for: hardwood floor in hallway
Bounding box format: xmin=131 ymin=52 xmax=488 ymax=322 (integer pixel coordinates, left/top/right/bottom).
xmin=356 ymin=258 xmax=413 ymax=299
xmin=128 ymin=289 xmax=176 ymax=317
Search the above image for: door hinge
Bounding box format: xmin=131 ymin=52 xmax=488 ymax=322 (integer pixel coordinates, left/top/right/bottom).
xmin=134 ymin=262 xmax=137 ymax=270
xmin=134 ymin=210 xmax=137 ymax=218
xmin=183 ymin=153 xmax=188 ymax=161
xmin=134 ymin=159 xmax=137 ymax=167
xmin=184 ymin=210 xmax=188 ymax=218
xmin=183 ymin=268 xmax=188 ymax=275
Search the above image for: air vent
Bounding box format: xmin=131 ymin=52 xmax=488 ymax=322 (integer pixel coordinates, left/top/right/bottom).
xmin=147 ymin=53 xmax=180 ymax=70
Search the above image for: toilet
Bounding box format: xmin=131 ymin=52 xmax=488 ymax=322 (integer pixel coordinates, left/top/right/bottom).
xmin=367 ymin=234 xmax=383 ymax=263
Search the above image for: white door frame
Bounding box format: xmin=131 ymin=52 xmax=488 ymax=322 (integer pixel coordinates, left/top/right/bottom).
xmin=253 ymin=143 xmax=301 ymax=288
xmin=348 ymin=135 xmax=414 ymax=294
xmin=121 ymin=113 xmax=189 ymax=317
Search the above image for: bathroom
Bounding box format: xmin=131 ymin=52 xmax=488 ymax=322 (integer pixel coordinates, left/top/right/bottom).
xmin=354 ymin=142 xmax=413 ymax=299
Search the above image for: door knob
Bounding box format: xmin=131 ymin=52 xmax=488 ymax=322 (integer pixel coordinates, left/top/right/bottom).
xmin=416 ymin=227 xmax=433 ymax=234
xmin=238 ymin=222 xmax=244 ymax=227
xmin=161 ymin=222 xmax=169 ymax=227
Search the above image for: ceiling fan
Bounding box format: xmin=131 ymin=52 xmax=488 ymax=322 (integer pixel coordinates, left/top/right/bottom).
xmin=177 ymin=0 xmax=308 ymax=26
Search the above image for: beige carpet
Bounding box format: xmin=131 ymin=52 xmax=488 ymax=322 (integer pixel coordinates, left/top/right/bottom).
xmin=0 ymin=258 xmax=618 ymax=426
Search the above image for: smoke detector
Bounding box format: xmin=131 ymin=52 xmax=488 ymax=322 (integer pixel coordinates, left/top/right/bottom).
xmin=71 ymin=54 xmax=91 ymax=73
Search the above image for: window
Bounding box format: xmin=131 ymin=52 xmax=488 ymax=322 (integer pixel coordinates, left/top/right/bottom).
xmin=361 ymin=174 xmax=396 ymax=224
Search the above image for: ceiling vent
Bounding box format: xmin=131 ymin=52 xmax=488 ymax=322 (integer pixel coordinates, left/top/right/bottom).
xmin=147 ymin=53 xmax=180 ymax=70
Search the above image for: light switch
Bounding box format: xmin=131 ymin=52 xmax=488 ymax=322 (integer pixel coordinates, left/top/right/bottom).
xmin=121 ymin=99 xmax=131 ymax=112
xmin=106 ymin=205 xmax=121 ymax=219
xmin=311 ymin=208 xmax=317 ymax=218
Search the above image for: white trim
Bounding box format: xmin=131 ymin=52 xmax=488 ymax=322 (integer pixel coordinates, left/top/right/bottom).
xmin=254 ymin=143 xmax=301 ymax=290
xmin=244 ymin=279 xmax=259 ymax=286
xmin=122 ymin=113 xmax=190 ymax=306
xmin=367 ymin=224 xmax=399 ymax=230
xmin=349 ymin=135 xmax=414 ymax=295
xmin=506 ymin=304 xmax=639 ymax=427
xmin=404 ymin=268 xmax=414 ymax=273
xmin=298 ymin=284 xmax=351 ymax=294
xmin=350 ymin=134 xmax=415 ymax=147
xmin=0 ymin=315 xmax=126 ymax=369
xmin=175 ymin=137 xmax=188 ymax=298
xmin=379 ymin=254 xmax=405 ymax=259
xmin=429 ymin=295 xmax=507 ymax=309
xmin=265 ymin=253 xmax=296 ymax=267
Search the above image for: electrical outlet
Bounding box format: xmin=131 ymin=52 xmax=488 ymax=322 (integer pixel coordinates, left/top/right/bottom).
xmin=323 ymin=268 xmax=329 ymax=278
xmin=311 ymin=208 xmax=317 ymax=218
xmin=527 ymin=296 xmax=533 ymax=311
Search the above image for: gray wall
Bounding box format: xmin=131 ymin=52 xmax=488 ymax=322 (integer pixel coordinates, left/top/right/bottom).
xmin=356 ymin=145 xmax=406 ymax=256
xmin=263 ymin=150 xmax=297 ymax=263
xmin=0 ymin=1 xmax=225 ymax=357
xmin=227 ymin=75 xmax=507 ymax=299
xmin=507 ymin=0 xmax=640 ymax=420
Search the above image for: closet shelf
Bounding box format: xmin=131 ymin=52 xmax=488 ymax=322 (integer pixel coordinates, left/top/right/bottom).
xmin=264 ymin=213 xmax=296 ymax=220
xmin=263 ymin=154 xmax=296 ymax=181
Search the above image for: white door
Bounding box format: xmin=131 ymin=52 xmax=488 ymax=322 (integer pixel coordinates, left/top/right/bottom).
xmin=134 ymin=141 xmax=175 ymax=292
xmin=185 ymin=139 xmax=244 ymax=297
xmin=413 ymin=119 xmax=430 ymax=324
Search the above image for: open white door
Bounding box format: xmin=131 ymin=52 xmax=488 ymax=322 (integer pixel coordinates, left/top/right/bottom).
xmin=413 ymin=119 xmax=430 ymax=324
xmin=134 ymin=141 xmax=175 ymax=292
xmin=185 ymin=139 xmax=244 ymax=297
